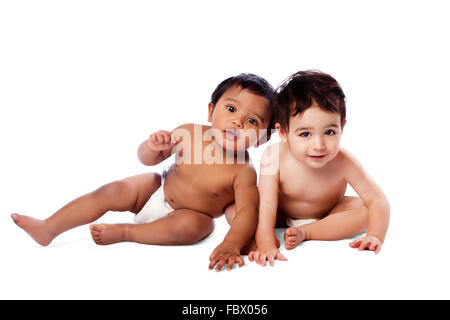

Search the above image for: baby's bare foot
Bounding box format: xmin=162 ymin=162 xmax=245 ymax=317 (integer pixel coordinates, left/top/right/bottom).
xmin=284 ymin=227 xmax=306 ymax=250
xmin=89 ymin=224 xmax=127 ymax=245
xmin=11 ymin=213 xmax=54 ymax=246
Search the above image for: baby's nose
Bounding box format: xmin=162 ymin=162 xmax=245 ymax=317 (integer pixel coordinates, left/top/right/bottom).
xmin=313 ymin=137 xmax=326 ymax=150
xmin=232 ymin=119 xmax=244 ymax=128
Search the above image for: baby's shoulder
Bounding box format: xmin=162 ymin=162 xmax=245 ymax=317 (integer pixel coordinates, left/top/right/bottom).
xmin=233 ymin=161 xmax=257 ymax=185
xmin=173 ymin=123 xmax=206 ymax=132
xmin=172 ymin=123 xmax=211 ymax=140
xmin=334 ymin=148 xmax=364 ymax=172
xmin=258 ymin=142 xmax=282 ymax=176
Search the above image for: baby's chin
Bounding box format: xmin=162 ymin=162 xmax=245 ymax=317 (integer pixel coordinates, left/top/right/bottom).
xmin=305 ymin=161 xmax=329 ymax=169
xmin=219 ymin=135 xmax=256 ymax=152
xmin=216 ymin=140 xmax=250 ymax=154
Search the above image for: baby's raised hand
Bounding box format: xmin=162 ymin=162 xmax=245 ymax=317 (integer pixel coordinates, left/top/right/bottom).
xmin=208 ymin=241 xmax=244 ymax=272
xmin=148 ymin=130 xmax=179 ymax=151
xmin=349 ymin=235 xmax=382 ymax=254
xmin=248 ymin=245 xmax=287 ymax=267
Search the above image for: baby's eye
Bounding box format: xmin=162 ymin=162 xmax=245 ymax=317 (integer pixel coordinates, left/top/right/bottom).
xmin=247 ymin=118 xmax=257 ymax=125
xmin=325 ymin=129 xmax=336 ymax=135
xmin=299 ymin=132 xmax=310 ymax=137
xmin=226 ymin=105 xmax=236 ymax=113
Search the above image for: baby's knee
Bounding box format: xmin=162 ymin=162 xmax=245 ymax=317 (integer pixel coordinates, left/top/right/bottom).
xmin=171 ymin=214 xmax=214 ymax=245
xmin=342 ymin=196 xmax=369 ymax=224
xmin=223 ymin=203 xmax=236 ymax=225
xmin=345 ymin=197 xmax=368 ymax=211
xmin=351 ymin=198 xmax=369 ymax=228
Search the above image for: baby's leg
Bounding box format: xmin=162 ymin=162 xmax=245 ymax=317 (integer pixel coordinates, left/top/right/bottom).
xmin=224 ymin=203 xmax=236 ymax=225
xmin=285 ymin=196 xmax=368 ymax=250
xmin=11 ymin=173 xmax=161 ymax=246
xmin=90 ymin=209 xmax=214 ymax=245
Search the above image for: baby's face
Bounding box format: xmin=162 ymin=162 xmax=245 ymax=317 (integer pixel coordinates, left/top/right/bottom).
xmin=278 ymin=105 xmax=344 ymax=169
xmin=208 ymin=85 xmax=272 ymax=152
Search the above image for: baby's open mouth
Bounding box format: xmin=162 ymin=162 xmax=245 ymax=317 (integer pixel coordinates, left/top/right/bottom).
xmin=224 ymin=129 xmax=239 ymax=141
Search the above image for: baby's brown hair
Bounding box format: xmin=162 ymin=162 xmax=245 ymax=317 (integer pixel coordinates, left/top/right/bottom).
xmin=274 ymin=70 xmax=346 ymax=132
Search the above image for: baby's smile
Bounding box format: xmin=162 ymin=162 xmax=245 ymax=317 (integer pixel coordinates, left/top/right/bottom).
xmin=307 ymin=154 xmax=327 ymax=161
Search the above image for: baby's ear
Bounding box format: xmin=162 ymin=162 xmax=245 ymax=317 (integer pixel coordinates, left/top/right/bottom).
xmin=275 ymin=123 xmax=288 ymax=142
xmin=207 ymin=102 xmax=215 ymax=123
xmin=341 ymin=120 xmax=347 ymax=133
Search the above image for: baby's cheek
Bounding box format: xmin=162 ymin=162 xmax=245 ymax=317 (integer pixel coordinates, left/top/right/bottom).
xmin=288 ymin=144 xmax=305 ymax=161
xmin=329 ymin=140 xmax=341 ymax=155
xmin=242 ymin=129 xmax=259 ymax=147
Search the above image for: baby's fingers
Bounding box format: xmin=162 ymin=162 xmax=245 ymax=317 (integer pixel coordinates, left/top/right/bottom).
xmin=349 ymin=236 xmax=382 ymax=254
xmin=370 ymin=239 xmax=382 ymax=254
xmin=208 ymin=260 xmax=217 ymax=270
xmin=225 ymin=256 xmax=243 ymax=271
xmin=215 ymin=257 xmax=227 ymax=272
xmin=276 ymin=252 xmax=288 ymax=261
xmin=248 ymin=251 xmax=255 ymax=262
xmin=248 ymin=252 xmax=258 ymax=263
xmin=349 ymin=238 xmax=362 ymax=248
xmin=236 ymin=256 xmax=245 ymax=268
xmin=375 ymin=243 xmax=382 ymax=254
xmin=251 ymin=252 xmax=260 ymax=264
xmin=170 ymin=133 xmax=182 ymax=145
xmin=268 ymin=256 xmax=275 ymax=267
xmin=226 ymin=257 xmax=236 ymax=271
xmin=258 ymin=253 xmax=267 ymax=267
xmin=162 ymin=133 xmax=170 ymax=144
xmin=208 ymin=255 xmax=219 ymax=270
xmin=358 ymin=238 xmax=370 ymax=251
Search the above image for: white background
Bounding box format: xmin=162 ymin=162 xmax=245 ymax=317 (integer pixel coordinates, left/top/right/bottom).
xmin=1 ymin=0 xmax=449 ymax=299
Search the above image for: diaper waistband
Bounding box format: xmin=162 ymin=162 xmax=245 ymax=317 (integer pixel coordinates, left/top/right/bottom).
xmin=161 ymin=167 xmax=169 ymax=185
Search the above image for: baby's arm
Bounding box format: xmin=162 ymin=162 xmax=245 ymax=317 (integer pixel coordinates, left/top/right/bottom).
xmin=137 ymin=125 xmax=185 ymax=166
xmin=342 ymin=150 xmax=390 ymax=253
xmin=208 ymin=165 xmax=258 ymax=271
xmin=249 ymin=146 xmax=287 ymax=266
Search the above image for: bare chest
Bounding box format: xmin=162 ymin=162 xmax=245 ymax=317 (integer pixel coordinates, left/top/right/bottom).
xmin=280 ymin=171 xmax=346 ymax=200
xmin=164 ymin=163 xmax=236 ymax=216
xmin=278 ymin=160 xmax=347 ymax=216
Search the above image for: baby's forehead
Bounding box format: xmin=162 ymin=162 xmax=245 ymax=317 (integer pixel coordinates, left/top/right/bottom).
xmin=290 ymin=106 xmax=341 ymax=126
xmin=224 ymin=85 xmax=271 ymax=108
xmin=220 ymin=85 xmax=257 ymax=100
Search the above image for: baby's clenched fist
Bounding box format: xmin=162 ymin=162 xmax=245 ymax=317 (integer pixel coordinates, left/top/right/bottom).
xmin=148 ymin=130 xmax=180 ymax=151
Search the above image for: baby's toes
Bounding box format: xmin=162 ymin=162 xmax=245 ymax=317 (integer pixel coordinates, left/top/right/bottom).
xmin=285 ymin=227 xmax=298 ymax=237
xmin=89 ymin=225 xmax=103 ymax=243
xmin=285 ymin=238 xmax=295 ymax=249
xmin=89 ymin=224 xmax=99 ymax=235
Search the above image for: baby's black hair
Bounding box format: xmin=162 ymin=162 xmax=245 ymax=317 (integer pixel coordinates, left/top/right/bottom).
xmin=210 ymin=73 xmax=275 ymax=135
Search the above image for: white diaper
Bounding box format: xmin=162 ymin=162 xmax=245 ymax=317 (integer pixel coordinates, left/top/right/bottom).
xmin=133 ymin=169 xmax=174 ymax=224
xmin=286 ymin=217 xmax=319 ymax=228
